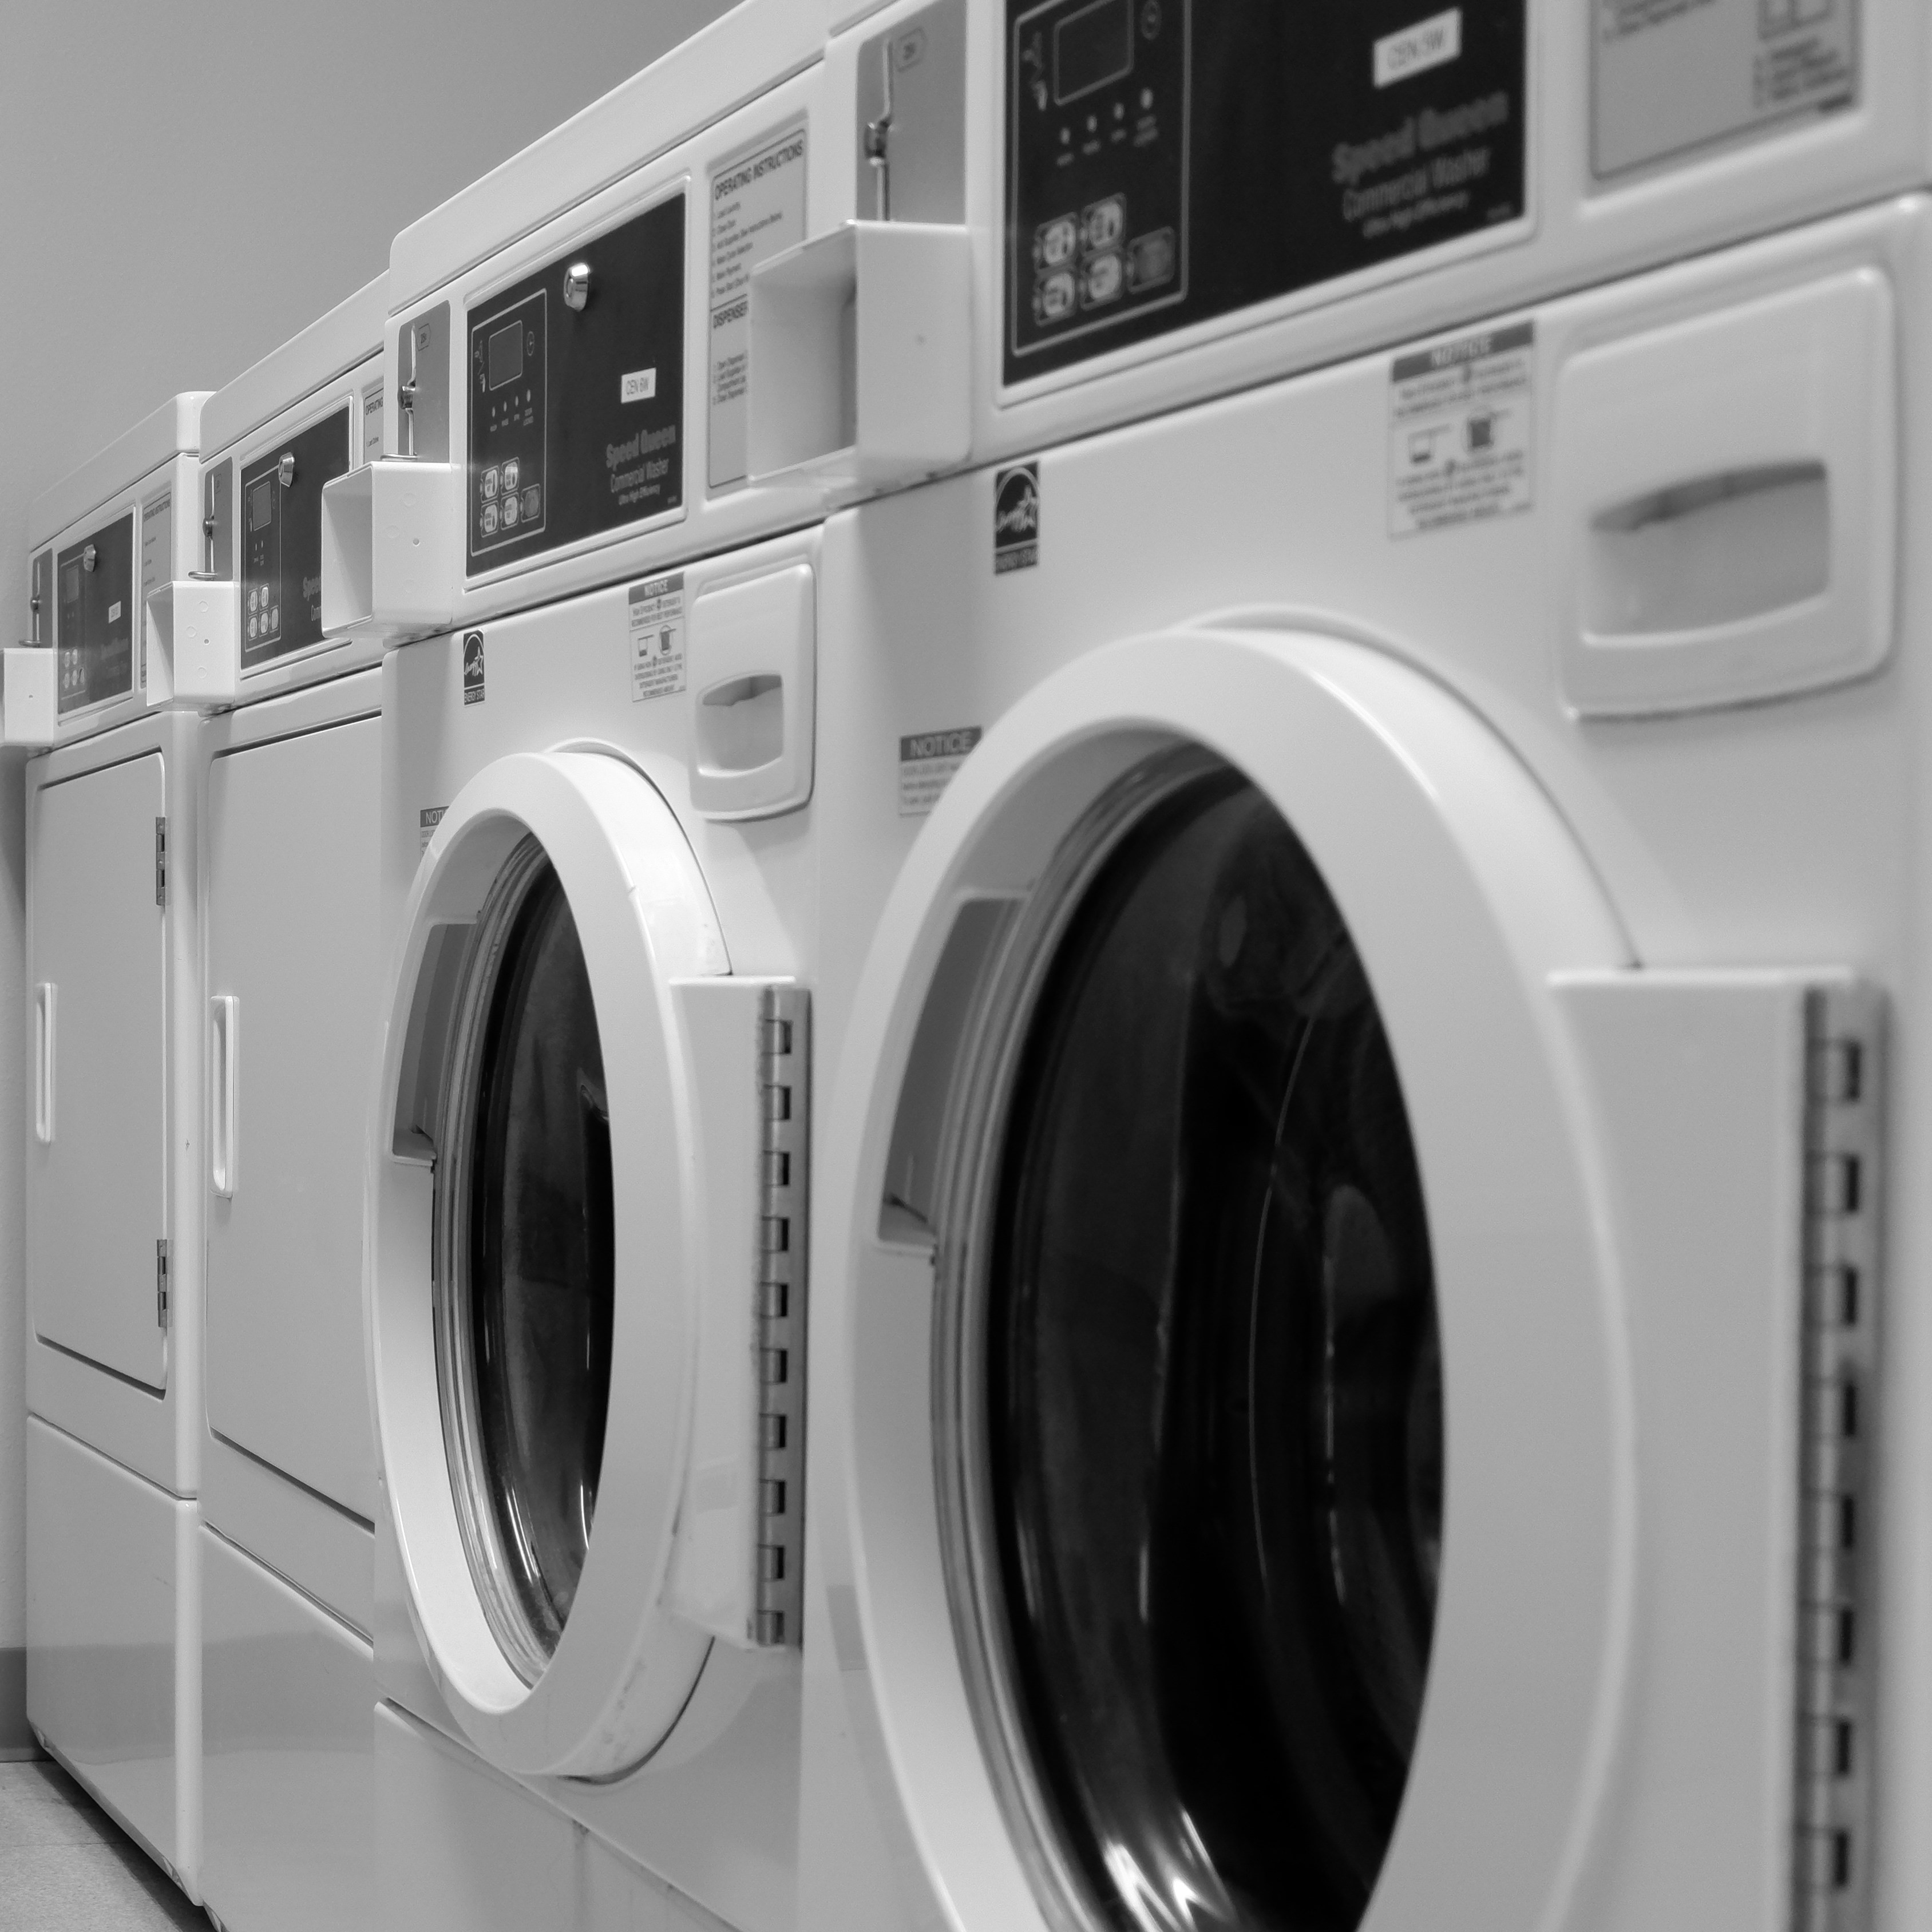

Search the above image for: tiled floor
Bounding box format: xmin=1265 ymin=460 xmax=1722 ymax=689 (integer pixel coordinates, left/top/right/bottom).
xmin=0 ymin=1760 xmax=205 ymax=1929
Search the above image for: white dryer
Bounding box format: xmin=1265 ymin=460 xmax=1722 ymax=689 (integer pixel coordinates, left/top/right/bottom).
xmin=802 ymin=195 xmax=1923 ymax=1932
xmin=749 ymin=0 xmax=1932 ymax=495
xmin=15 ymin=393 xmax=212 ymax=1902
xmin=178 ymin=274 xmax=390 ymax=1932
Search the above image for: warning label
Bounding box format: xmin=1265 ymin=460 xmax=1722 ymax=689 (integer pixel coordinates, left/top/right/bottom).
xmin=1388 ymin=321 xmax=1533 ymax=537
xmin=419 ymin=805 xmax=447 ymax=854
xmin=1593 ymin=0 xmax=1855 ymax=179
xmin=629 ymin=574 xmax=686 ymax=702
xmin=898 ymin=726 xmax=981 ymax=817
xmin=708 ymin=122 xmax=807 ymax=490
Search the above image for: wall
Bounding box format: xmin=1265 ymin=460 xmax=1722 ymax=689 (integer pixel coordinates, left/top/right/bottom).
xmin=0 ymin=0 xmax=737 ymax=1751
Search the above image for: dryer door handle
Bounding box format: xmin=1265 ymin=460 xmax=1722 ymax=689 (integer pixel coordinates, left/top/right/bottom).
xmin=211 ymin=995 xmax=239 ymax=1198
xmin=33 ymin=983 xmax=54 ymax=1145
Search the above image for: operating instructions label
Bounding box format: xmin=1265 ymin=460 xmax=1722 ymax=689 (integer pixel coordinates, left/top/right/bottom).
xmin=630 ymin=573 xmax=686 ymax=701
xmin=708 ymin=121 xmax=808 ymax=489
xmin=1388 ymin=320 xmax=1533 ymax=536
xmin=1593 ymin=0 xmax=1856 ymax=178
xmin=899 ymin=726 xmax=981 ymax=816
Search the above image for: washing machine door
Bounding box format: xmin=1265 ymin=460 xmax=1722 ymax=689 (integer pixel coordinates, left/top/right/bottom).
xmin=826 ymin=628 xmax=1641 ymax=1932
xmin=369 ymin=748 xmax=801 ymax=1778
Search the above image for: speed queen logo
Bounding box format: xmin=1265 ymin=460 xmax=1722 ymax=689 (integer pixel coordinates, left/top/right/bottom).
xmin=993 ymin=462 xmax=1039 ymax=573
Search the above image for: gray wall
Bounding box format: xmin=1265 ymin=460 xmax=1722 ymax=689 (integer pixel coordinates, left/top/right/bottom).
xmin=0 ymin=0 xmax=735 ymax=1747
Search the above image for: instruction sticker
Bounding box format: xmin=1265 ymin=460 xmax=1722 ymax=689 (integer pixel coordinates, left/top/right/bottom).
xmin=1388 ymin=321 xmax=1533 ymax=537
xmin=630 ymin=573 xmax=686 ymax=702
xmin=419 ymin=805 xmax=447 ymax=853
xmin=1593 ymin=0 xmax=1855 ymax=179
xmin=899 ymin=727 xmax=981 ymax=817
xmin=708 ymin=121 xmax=808 ymax=490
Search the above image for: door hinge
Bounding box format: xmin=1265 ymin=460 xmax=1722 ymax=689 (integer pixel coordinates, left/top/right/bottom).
xmin=155 ymin=1238 xmax=170 ymax=1329
xmin=751 ymin=985 xmax=809 ymax=1647
xmin=153 ymin=817 xmax=167 ymax=907
xmin=1792 ymin=983 xmax=1882 ymax=1932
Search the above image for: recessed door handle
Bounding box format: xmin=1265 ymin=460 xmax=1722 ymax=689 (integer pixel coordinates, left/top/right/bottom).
xmin=33 ymin=983 xmax=54 ymax=1145
xmin=211 ymin=995 xmax=239 ymax=1197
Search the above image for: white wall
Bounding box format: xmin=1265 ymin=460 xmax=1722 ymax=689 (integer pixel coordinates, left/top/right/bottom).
xmin=0 ymin=0 xmax=736 ymax=1740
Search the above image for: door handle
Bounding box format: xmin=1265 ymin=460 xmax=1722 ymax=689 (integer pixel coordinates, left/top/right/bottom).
xmin=211 ymin=995 xmax=239 ymax=1197
xmin=33 ymin=983 xmax=54 ymax=1145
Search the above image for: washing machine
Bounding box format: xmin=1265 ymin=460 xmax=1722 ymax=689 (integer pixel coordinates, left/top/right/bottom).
xmin=12 ymin=392 xmax=213 ymax=1903
xmin=800 ymin=192 xmax=1926 ymax=1932
xmin=745 ymin=0 xmax=1932 ymax=497
xmin=165 ymin=274 xmax=390 ymax=1932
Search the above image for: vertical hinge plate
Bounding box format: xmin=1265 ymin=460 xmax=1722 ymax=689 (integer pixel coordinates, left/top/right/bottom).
xmin=1792 ymin=983 xmax=1881 ymax=1932
xmin=751 ymin=985 xmax=809 ymax=1647
xmin=153 ymin=818 xmax=167 ymax=908
xmin=155 ymin=1238 xmax=170 ymax=1329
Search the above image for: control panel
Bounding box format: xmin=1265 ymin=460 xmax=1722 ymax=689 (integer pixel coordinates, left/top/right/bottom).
xmin=56 ymin=512 xmax=135 ymax=716
xmin=466 ymin=193 xmax=686 ymax=577
xmin=1006 ymin=0 xmax=1526 ymax=380
xmin=240 ymin=405 xmax=351 ymax=667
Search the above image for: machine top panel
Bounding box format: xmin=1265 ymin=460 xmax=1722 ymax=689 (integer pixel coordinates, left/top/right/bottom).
xmin=387 ymin=0 xmax=831 ymax=311
xmin=200 ymin=275 xmax=386 ymax=461
xmin=31 ymin=393 xmax=208 ymax=552
xmin=1004 ymin=0 xmax=1527 ymax=381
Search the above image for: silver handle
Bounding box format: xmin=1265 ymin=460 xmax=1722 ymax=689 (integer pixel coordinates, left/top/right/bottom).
xmin=34 ymin=983 xmax=54 ymax=1145
xmin=211 ymin=995 xmax=239 ymax=1197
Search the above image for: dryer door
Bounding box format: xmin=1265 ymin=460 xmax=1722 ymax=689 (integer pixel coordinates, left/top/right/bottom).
xmin=370 ymin=749 xmax=797 ymax=1777
xmin=825 ymin=628 xmax=1642 ymax=1932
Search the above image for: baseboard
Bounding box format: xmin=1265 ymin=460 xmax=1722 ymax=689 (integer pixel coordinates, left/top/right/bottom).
xmin=0 ymin=1646 xmax=35 ymax=1757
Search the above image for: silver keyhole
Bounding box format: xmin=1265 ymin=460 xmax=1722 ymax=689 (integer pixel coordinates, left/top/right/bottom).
xmin=277 ymin=454 xmax=295 ymax=488
xmin=81 ymin=544 xmax=97 ymax=573
xmin=563 ymin=262 xmax=592 ymax=311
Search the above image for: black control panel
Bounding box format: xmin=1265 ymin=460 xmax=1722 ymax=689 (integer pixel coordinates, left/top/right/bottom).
xmin=466 ymin=193 xmax=686 ymax=576
xmin=56 ymin=512 xmax=135 ymax=716
xmin=240 ymin=406 xmax=351 ymax=667
xmin=1007 ymin=0 xmax=1526 ymax=380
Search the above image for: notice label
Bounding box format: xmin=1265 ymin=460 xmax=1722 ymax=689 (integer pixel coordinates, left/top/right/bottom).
xmin=708 ymin=121 xmax=807 ymax=489
xmin=1593 ymin=0 xmax=1855 ymax=179
xmin=419 ymin=805 xmax=447 ymax=853
xmin=630 ymin=573 xmax=686 ymax=702
xmin=1389 ymin=321 xmax=1533 ymax=537
xmin=899 ymin=726 xmax=982 ymax=817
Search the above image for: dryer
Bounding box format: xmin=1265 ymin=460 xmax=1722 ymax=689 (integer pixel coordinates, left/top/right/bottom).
xmin=14 ymin=393 xmax=213 ymax=1904
xmin=176 ymin=274 xmax=390 ymax=1932
xmin=801 ymin=194 xmax=1923 ymax=1932
xmin=746 ymin=0 xmax=1932 ymax=499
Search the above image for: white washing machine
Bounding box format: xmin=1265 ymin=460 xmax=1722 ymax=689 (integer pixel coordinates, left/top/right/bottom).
xmin=801 ymin=192 xmax=1925 ymax=1932
xmin=746 ymin=0 xmax=1932 ymax=495
xmin=368 ymin=523 xmax=822 ymax=1932
xmin=173 ymin=274 xmax=391 ymax=1932
xmin=13 ymin=393 xmax=213 ymax=1902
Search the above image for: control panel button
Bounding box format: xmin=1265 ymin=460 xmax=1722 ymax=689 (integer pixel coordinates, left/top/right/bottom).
xmin=502 ymin=493 xmax=520 ymax=528
xmin=1083 ymin=196 xmax=1126 ymax=253
xmin=1082 ymin=251 xmax=1124 ymax=306
xmin=1128 ymin=227 xmax=1177 ymax=291
xmin=482 ymin=502 xmax=500 ymax=537
xmin=267 ymin=605 xmax=279 ymax=631
xmin=482 ymin=466 xmax=500 ymax=501
xmin=1035 ymin=215 xmax=1078 ymax=270
xmin=501 ymin=458 xmax=519 ymax=494
xmin=1034 ymin=270 xmax=1078 ymax=324
xmin=522 ymin=485 xmax=541 ymax=522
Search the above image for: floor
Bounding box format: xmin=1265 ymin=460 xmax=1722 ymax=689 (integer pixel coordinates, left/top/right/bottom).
xmin=0 ymin=1760 xmax=205 ymax=1929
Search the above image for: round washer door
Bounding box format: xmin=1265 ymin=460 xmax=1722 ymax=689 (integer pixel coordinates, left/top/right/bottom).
xmin=370 ymin=749 xmax=730 ymax=1777
xmin=822 ymin=630 xmax=1638 ymax=1932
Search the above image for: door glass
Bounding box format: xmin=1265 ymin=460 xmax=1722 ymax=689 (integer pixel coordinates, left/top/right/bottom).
xmin=438 ymin=839 xmax=613 ymax=1679
xmin=981 ymin=762 xmax=1440 ymax=1932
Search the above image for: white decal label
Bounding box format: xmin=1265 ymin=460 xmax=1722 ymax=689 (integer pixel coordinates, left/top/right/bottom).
xmin=1375 ymin=10 xmax=1462 ymax=87
xmin=707 ymin=121 xmax=808 ymax=490
xmin=898 ymin=727 xmax=982 ymax=817
xmin=1388 ymin=320 xmax=1533 ymax=537
xmin=621 ymin=368 xmax=658 ymax=404
xmin=1593 ymin=0 xmax=1855 ymax=179
xmin=419 ymin=806 xmax=447 ymax=853
xmin=630 ymin=573 xmax=686 ymax=702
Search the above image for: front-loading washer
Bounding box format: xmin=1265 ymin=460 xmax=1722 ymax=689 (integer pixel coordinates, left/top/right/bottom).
xmin=13 ymin=392 xmax=213 ymax=1903
xmin=368 ymin=522 xmax=822 ymax=1932
xmin=747 ymin=0 xmax=1932 ymax=499
xmin=800 ymin=192 xmax=1926 ymax=1932
xmin=172 ymin=273 xmax=391 ymax=1932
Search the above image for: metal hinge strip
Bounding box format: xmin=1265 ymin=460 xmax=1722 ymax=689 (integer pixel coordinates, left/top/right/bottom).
xmin=751 ymin=985 xmax=809 ymax=1646
xmin=155 ymin=1238 xmax=170 ymax=1330
xmin=1792 ymin=983 xmax=1881 ymax=1932
xmin=154 ymin=818 xmax=167 ymax=907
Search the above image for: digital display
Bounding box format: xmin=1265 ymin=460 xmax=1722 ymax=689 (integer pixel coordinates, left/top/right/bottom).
xmin=1054 ymin=0 xmax=1133 ymax=104
xmin=248 ymin=478 xmax=274 ymax=532
xmin=488 ymin=319 xmax=524 ymax=391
